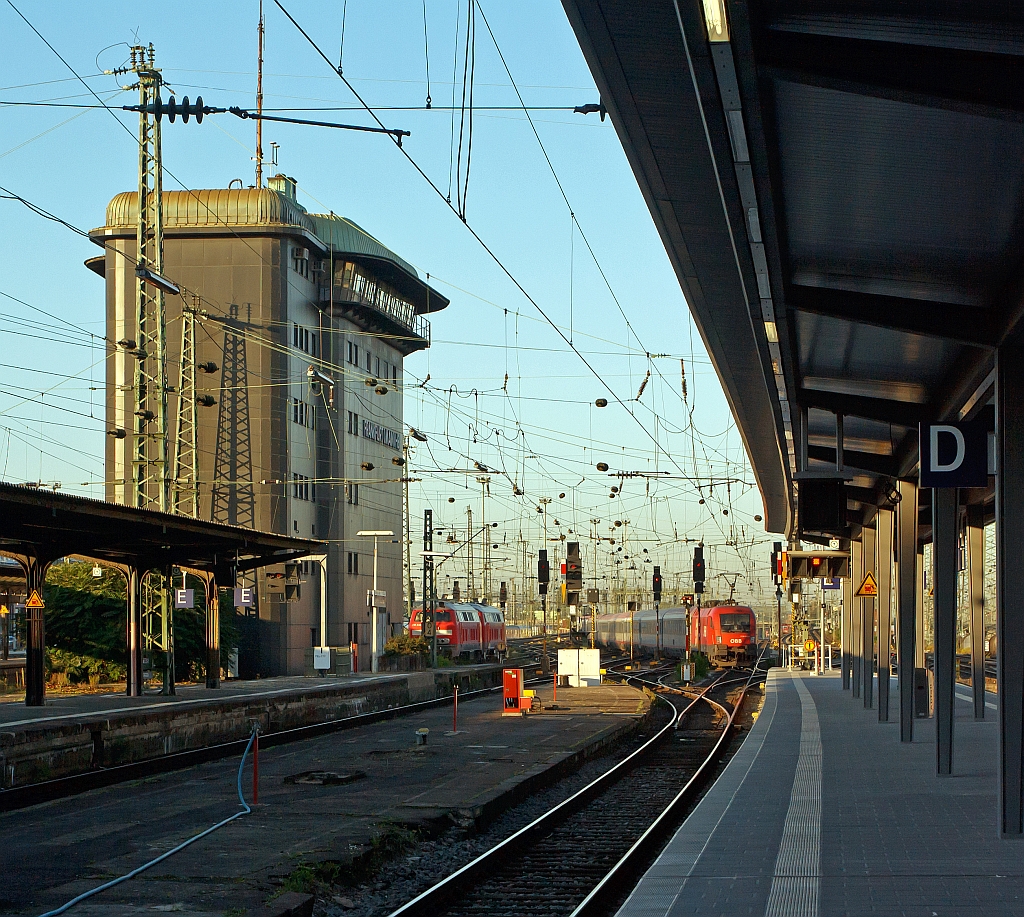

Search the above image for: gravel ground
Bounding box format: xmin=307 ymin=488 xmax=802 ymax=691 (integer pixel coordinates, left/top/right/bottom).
xmin=315 ymin=703 xmax=674 ymax=917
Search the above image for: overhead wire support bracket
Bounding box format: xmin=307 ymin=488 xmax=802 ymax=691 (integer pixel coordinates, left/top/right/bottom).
xmin=227 ymin=107 xmax=410 ymax=145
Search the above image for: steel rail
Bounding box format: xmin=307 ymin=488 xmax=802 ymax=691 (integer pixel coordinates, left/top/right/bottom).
xmin=384 ymin=666 xmax=722 ymax=917
xmin=567 ymin=654 xmax=764 ymax=917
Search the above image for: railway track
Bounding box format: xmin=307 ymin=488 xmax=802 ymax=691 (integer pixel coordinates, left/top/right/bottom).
xmin=385 ymin=657 xmax=764 ymax=917
xmin=0 ymin=636 xmax=559 ymax=814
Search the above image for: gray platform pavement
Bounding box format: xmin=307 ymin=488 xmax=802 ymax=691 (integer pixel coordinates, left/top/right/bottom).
xmin=0 ymin=682 xmax=648 ymax=916
xmin=618 ymin=667 xmax=1020 ymax=917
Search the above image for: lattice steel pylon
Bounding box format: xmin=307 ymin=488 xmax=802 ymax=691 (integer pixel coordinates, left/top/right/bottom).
xmin=130 ymin=45 xmax=174 ymax=695
xmin=131 ymin=44 xmax=169 ymax=512
xmin=172 ymin=297 xmax=199 ymax=516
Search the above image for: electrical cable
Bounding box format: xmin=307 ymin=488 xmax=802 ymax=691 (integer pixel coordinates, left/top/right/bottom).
xmin=422 ymin=0 xmax=432 ymax=109
xmin=269 ymin=0 xmax=721 ymax=520
xmin=2 ymin=4 xmax=767 ymax=568
xmin=36 ymin=727 xmax=258 ymax=917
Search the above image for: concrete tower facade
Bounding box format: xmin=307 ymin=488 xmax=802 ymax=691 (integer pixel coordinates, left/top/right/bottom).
xmin=88 ymin=177 xmax=447 ymax=675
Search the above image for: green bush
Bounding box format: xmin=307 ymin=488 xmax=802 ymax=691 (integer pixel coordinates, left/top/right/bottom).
xmin=42 ymin=561 xmax=232 ymax=683
xmin=383 ymin=634 xmax=430 ymax=657
xmin=46 ymin=648 xmax=126 ymax=684
xmin=689 ymin=650 xmax=710 ymax=681
xmin=43 ymin=563 xmax=127 ymax=661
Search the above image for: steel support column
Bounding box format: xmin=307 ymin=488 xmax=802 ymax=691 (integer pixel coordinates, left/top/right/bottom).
xmin=842 ymin=557 xmax=854 ymax=690
xmin=967 ymin=503 xmax=986 ymax=720
xmin=204 ymin=574 xmax=220 ymax=689
xmin=126 ymin=566 xmax=143 ymax=697
xmin=998 ymin=340 xmax=1024 ymax=833
xmin=23 ymin=556 xmax=49 ymax=707
xmin=897 ymin=479 xmax=919 ymax=741
xmin=851 ymin=538 xmax=863 ymax=698
xmin=862 ymin=524 xmax=876 ymax=709
xmin=916 ymin=547 xmax=926 ymax=668
xmin=877 ymin=508 xmax=894 ymax=722
xmin=933 ymin=486 xmax=958 ymax=776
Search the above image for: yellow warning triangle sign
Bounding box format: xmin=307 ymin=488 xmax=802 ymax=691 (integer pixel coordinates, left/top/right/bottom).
xmin=25 ymin=590 xmax=44 ymax=609
xmin=856 ymin=572 xmax=878 ymax=597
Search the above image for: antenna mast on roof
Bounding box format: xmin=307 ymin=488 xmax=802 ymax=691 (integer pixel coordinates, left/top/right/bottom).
xmin=255 ymin=0 xmax=265 ymax=188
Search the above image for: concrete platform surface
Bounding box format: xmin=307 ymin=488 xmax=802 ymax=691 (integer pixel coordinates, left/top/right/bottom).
xmin=0 ymin=682 xmax=648 ymax=916
xmin=618 ymin=668 xmax=1020 ymax=917
xmin=0 ymin=667 xmax=513 ymax=788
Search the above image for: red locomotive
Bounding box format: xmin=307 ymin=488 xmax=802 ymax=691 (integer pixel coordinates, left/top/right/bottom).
xmin=690 ymin=603 xmax=757 ymax=666
xmin=409 ymin=602 xmax=506 ymax=659
xmin=595 ymin=604 xmax=757 ymax=667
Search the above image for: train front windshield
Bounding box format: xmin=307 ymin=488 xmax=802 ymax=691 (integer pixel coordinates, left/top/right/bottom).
xmin=719 ymin=613 xmax=751 ymax=633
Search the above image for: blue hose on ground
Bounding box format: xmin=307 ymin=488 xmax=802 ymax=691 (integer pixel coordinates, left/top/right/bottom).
xmin=37 ymin=728 xmax=258 ymax=917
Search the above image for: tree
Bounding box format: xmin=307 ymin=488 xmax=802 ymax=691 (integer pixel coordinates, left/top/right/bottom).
xmin=43 ymin=561 xmax=213 ymax=681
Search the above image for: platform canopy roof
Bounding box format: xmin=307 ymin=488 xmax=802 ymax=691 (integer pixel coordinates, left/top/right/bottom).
xmin=562 ymin=0 xmax=1024 ymax=537
xmin=0 ymin=482 xmax=323 ymax=576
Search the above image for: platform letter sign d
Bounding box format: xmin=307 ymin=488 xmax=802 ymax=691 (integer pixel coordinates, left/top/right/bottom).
xmin=919 ymin=420 xmax=988 ymax=488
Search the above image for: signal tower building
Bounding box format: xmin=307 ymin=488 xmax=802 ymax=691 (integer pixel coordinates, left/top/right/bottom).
xmin=88 ymin=176 xmax=448 ymax=675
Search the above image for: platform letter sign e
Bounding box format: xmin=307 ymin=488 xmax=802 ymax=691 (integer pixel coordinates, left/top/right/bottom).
xmin=234 ymin=587 xmax=255 ymax=608
xmin=919 ymin=420 xmax=988 ymax=488
xmin=174 ymin=589 xmax=194 ymax=609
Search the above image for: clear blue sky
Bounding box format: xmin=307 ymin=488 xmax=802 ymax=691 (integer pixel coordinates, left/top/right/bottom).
xmin=0 ymin=0 xmax=781 ymax=608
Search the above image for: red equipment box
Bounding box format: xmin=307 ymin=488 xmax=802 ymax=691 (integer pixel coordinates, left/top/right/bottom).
xmin=503 ymin=668 xmax=527 ymax=716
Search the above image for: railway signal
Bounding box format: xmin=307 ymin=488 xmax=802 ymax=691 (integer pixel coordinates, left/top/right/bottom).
xmin=284 ymin=562 xmax=301 ymax=602
xmin=787 ymin=551 xmax=850 ymax=580
xmin=692 ymin=545 xmax=705 ymax=593
xmin=538 ymin=549 xmax=550 ymax=673
xmin=566 ymin=541 xmax=582 ymax=606
xmin=652 ymin=566 xmax=662 ymax=601
xmin=770 ymin=541 xmax=785 ymax=583
xmin=538 ymin=550 xmax=550 ymax=594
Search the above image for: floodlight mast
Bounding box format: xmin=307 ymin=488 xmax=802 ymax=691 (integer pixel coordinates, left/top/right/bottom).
xmin=357 ymin=530 xmax=394 ymax=672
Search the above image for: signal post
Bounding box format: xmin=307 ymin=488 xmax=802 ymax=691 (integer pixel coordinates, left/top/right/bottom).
xmin=653 ymin=565 xmax=663 ymax=660
xmin=538 ymin=549 xmax=550 ymax=674
xmin=693 ymin=544 xmax=705 ymax=658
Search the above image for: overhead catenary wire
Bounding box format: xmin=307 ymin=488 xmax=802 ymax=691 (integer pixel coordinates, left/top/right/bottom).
xmin=0 ymin=5 xmax=766 ymax=577
xmin=268 ymin=0 xmax=719 ymax=510
xmin=422 ymin=0 xmax=432 ymax=109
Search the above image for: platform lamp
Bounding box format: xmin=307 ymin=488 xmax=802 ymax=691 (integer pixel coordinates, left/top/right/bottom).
xmin=356 ymin=530 xmax=394 ymax=673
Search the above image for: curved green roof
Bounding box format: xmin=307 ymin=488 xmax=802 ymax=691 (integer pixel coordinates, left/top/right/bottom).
xmin=309 ymin=212 xmax=448 ymax=314
xmin=308 ymin=213 xmax=417 ymax=276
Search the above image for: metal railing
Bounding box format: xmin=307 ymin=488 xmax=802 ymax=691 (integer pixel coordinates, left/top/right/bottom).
xmin=321 ymin=284 xmax=430 ymax=342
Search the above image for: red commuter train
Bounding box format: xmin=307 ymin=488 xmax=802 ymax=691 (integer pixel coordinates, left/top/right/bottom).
xmin=408 ymin=602 xmax=506 ymax=659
